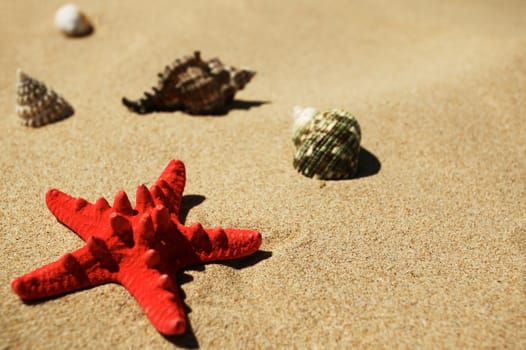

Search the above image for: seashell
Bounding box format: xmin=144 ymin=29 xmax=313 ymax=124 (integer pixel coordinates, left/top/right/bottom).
xmin=292 ymin=107 xmax=361 ymax=180
xmin=16 ymin=69 xmax=74 ymax=127
xmin=54 ymin=4 xmax=93 ymax=37
xmin=122 ymin=51 xmax=256 ymax=115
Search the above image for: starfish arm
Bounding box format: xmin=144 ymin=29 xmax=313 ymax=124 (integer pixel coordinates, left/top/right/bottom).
xmin=182 ymin=224 xmax=262 ymax=264
xmin=11 ymin=246 xmax=114 ymax=300
xmin=152 ymin=159 xmax=186 ymax=215
xmin=119 ymin=268 xmax=187 ymax=335
xmin=46 ymin=189 xmax=112 ymax=241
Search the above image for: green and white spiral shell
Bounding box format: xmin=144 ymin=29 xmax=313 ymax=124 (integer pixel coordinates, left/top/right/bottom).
xmin=292 ymin=108 xmax=361 ymax=180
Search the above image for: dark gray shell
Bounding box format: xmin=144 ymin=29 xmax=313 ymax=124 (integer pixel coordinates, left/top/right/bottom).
xmin=122 ymin=51 xmax=255 ymax=115
xmin=293 ymin=109 xmax=361 ymax=180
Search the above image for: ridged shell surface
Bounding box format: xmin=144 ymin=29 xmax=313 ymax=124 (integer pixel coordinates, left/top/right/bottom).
xmin=293 ymin=108 xmax=361 ymax=180
xmin=122 ymin=51 xmax=256 ymax=115
xmin=16 ymin=69 xmax=74 ymax=127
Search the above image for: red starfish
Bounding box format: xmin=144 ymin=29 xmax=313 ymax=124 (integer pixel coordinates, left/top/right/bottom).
xmin=11 ymin=159 xmax=262 ymax=335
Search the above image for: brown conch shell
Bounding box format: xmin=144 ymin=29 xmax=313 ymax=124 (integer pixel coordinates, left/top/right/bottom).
xmin=122 ymin=51 xmax=256 ymax=115
xmin=16 ymin=69 xmax=74 ymax=127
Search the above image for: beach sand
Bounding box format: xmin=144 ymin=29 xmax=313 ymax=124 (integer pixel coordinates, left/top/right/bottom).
xmin=1 ymin=0 xmax=525 ymax=348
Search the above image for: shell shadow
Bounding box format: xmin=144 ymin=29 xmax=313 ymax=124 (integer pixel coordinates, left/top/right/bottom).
xmin=229 ymin=99 xmax=269 ymax=111
xmin=354 ymin=147 xmax=381 ymax=179
xmin=182 ymin=99 xmax=270 ymax=117
xmin=63 ymin=25 xmax=94 ymax=38
xmin=122 ymin=99 xmax=269 ymax=116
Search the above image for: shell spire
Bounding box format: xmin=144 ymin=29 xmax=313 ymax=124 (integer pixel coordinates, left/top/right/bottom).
xmin=122 ymin=51 xmax=256 ymax=115
xmin=16 ymin=69 xmax=74 ymax=127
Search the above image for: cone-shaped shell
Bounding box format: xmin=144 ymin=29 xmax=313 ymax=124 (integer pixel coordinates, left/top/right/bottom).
xmin=292 ymin=108 xmax=361 ymax=180
xmin=122 ymin=51 xmax=256 ymax=115
xmin=16 ymin=69 xmax=73 ymax=127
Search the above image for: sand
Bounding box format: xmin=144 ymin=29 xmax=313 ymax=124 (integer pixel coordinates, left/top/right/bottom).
xmin=1 ymin=0 xmax=525 ymax=348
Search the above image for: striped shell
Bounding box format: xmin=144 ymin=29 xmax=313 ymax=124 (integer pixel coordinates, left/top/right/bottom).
xmin=292 ymin=108 xmax=361 ymax=180
xmin=16 ymin=69 xmax=74 ymax=127
xmin=122 ymin=51 xmax=255 ymax=115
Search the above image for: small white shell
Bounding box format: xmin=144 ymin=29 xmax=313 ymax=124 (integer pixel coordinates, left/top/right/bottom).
xmin=54 ymin=4 xmax=92 ymax=37
xmin=16 ymin=69 xmax=74 ymax=127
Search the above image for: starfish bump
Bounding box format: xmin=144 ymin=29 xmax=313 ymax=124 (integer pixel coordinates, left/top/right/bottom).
xmin=11 ymin=160 xmax=262 ymax=335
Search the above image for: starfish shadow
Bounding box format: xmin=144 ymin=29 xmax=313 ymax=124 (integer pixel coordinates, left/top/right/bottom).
xmin=179 ymin=195 xmax=206 ymax=224
xmin=164 ymin=322 xmax=199 ymax=348
xmin=21 ymin=298 xmax=50 ymax=306
xmin=164 ymin=250 xmax=271 ymax=348
xmin=163 ymin=271 xmax=199 ymax=348
xmin=163 ymin=196 xmax=271 ymax=347
xmin=163 ymin=250 xmax=272 ymax=349
xmin=218 ymin=250 xmax=273 ymax=269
